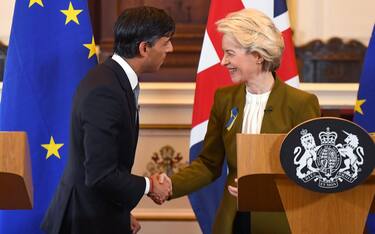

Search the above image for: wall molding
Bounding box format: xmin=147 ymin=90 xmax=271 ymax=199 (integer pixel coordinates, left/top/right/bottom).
xmin=0 ymin=82 xmax=358 ymax=106
xmin=140 ymin=82 xmax=358 ymax=109
xmin=133 ymin=209 xmax=196 ymax=221
xmin=0 ymin=82 xmax=358 ymax=118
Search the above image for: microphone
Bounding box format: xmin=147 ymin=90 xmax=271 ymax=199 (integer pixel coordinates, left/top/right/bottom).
xmin=264 ymin=106 xmax=273 ymax=112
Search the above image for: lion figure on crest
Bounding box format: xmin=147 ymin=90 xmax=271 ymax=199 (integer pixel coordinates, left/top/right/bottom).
xmin=294 ymin=130 xmax=319 ymax=179
xmin=337 ymin=131 xmax=364 ymax=177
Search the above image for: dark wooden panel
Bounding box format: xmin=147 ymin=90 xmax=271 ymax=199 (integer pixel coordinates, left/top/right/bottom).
xmin=321 ymin=109 xmax=354 ymax=121
xmin=98 ymin=1 xmax=119 ymax=42
xmin=87 ymin=0 xmax=101 ymax=42
xmin=87 ymin=0 xmax=367 ymax=83
xmin=296 ymin=38 xmax=366 ymax=83
xmin=0 ymin=41 xmax=7 ymax=82
xmin=139 ymin=67 xmax=198 ymax=82
xmin=117 ymin=0 xmax=209 ymax=24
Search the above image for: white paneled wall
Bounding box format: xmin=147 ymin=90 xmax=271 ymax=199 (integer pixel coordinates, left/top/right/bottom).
xmin=292 ymin=0 xmax=375 ymax=46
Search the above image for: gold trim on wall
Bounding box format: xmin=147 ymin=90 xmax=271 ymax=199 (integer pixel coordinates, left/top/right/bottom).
xmin=140 ymin=124 xmax=191 ymax=130
xmin=134 ymin=212 xmax=196 ymax=221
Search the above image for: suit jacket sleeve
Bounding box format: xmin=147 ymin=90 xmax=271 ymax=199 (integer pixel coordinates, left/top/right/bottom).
xmin=80 ymin=86 xmax=145 ymax=210
xmin=171 ymin=90 xmax=226 ymax=198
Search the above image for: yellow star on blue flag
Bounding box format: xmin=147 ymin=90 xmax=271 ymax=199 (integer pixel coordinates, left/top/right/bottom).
xmin=29 ymin=0 xmax=44 ymax=8
xmin=354 ymin=99 xmax=366 ymax=115
xmin=41 ymin=136 xmax=64 ymax=159
xmin=60 ymin=2 xmax=83 ymax=25
xmin=84 ymin=36 xmax=97 ymax=58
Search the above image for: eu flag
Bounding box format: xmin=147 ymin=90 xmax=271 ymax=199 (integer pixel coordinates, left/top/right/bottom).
xmin=353 ymin=24 xmax=375 ymax=233
xmin=0 ymin=0 xmax=97 ymax=233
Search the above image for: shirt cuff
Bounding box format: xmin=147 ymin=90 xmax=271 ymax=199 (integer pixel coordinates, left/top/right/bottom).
xmin=144 ymin=177 xmax=150 ymax=195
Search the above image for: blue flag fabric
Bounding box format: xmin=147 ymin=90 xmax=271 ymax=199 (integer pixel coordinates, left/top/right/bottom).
xmin=353 ymin=25 xmax=375 ymax=233
xmin=188 ymin=143 xmax=228 ymax=234
xmin=0 ymin=0 xmax=97 ymax=233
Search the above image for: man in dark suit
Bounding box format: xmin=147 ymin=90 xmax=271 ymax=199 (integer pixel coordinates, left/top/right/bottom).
xmin=41 ymin=6 xmax=175 ymax=234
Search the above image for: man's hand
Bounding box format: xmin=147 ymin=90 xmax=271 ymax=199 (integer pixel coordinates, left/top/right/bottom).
xmin=130 ymin=214 xmax=141 ymax=234
xmin=148 ymin=173 xmax=172 ymax=204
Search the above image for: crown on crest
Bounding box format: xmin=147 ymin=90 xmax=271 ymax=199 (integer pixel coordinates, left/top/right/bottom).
xmin=300 ymin=129 xmax=308 ymax=136
xmin=300 ymin=129 xmax=313 ymax=140
xmin=319 ymin=127 xmax=337 ymax=145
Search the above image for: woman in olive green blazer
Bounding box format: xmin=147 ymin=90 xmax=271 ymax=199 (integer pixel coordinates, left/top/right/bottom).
xmin=169 ymin=9 xmax=320 ymax=234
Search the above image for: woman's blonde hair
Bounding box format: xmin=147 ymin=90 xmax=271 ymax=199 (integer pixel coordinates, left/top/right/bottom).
xmin=216 ymin=8 xmax=284 ymax=72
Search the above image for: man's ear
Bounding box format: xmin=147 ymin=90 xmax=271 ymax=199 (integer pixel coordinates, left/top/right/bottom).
xmin=138 ymin=41 xmax=149 ymax=57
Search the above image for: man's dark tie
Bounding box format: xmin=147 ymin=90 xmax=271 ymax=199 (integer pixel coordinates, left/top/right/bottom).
xmin=133 ymin=83 xmax=140 ymax=107
xmin=133 ymin=83 xmax=140 ymax=122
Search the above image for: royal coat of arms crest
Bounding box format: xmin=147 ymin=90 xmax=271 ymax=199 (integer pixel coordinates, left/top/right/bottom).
xmin=294 ymin=128 xmax=365 ymax=189
xmin=281 ymin=118 xmax=375 ymax=193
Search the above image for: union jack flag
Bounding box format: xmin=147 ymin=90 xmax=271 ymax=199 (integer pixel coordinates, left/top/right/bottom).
xmin=188 ymin=1 xmax=298 ymax=233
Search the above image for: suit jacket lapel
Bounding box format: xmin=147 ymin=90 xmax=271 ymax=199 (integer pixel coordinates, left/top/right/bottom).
xmin=231 ymin=83 xmax=246 ymax=135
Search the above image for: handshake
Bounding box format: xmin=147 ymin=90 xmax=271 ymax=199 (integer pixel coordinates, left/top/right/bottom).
xmin=147 ymin=173 xmax=172 ymax=205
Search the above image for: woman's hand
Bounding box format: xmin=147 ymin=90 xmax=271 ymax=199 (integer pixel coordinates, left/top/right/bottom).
xmin=228 ymin=178 xmax=238 ymax=197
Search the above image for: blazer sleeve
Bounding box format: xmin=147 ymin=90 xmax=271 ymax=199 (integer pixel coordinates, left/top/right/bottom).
xmin=171 ymin=90 xmax=226 ymax=199
xmin=80 ymin=86 xmax=145 ymax=210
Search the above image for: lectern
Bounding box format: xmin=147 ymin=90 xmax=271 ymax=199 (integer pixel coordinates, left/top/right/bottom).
xmin=237 ymin=133 xmax=375 ymax=234
xmin=0 ymin=132 xmax=33 ymax=209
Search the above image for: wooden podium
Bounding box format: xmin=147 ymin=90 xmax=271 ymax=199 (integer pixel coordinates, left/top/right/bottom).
xmin=237 ymin=133 xmax=375 ymax=234
xmin=0 ymin=132 xmax=33 ymax=209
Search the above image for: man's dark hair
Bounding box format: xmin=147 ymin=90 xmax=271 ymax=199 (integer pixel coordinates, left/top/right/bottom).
xmin=113 ymin=6 xmax=175 ymax=58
